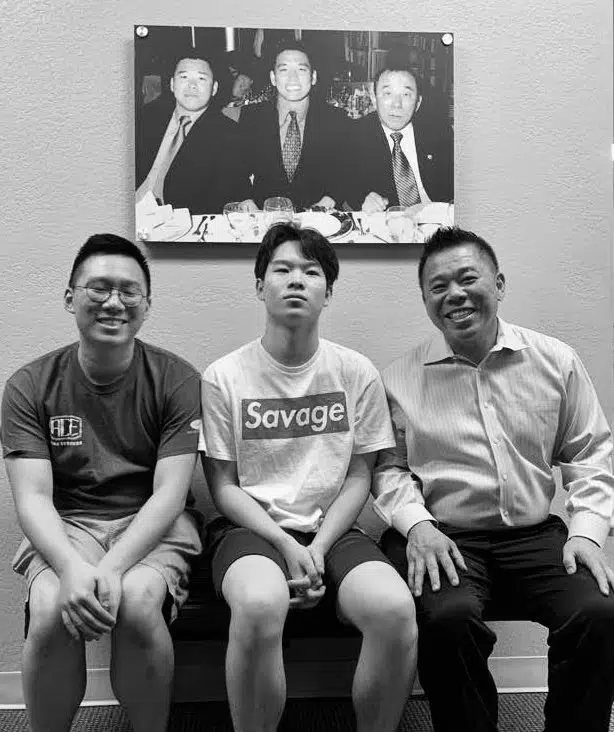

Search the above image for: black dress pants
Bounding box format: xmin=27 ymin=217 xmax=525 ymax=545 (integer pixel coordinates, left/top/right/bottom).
xmin=381 ymin=516 xmax=614 ymax=732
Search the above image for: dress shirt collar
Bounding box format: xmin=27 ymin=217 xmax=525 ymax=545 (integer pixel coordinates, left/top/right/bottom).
xmin=277 ymin=97 xmax=309 ymax=127
xmin=173 ymin=105 xmax=208 ymax=126
xmin=424 ymin=318 xmax=529 ymax=365
xmin=381 ymin=121 xmax=415 ymax=146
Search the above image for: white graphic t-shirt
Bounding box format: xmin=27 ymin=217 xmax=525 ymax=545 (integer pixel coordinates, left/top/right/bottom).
xmin=201 ymin=338 xmax=395 ymax=532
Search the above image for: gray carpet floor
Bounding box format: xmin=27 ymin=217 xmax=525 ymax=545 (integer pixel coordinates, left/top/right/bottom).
xmin=1 ymin=695 xmax=613 ymax=731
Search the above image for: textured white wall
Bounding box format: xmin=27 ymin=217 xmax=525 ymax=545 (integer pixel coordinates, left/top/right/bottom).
xmin=0 ymin=0 xmax=612 ymax=672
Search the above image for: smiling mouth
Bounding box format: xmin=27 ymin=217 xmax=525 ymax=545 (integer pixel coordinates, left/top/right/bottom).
xmin=446 ymin=309 xmax=474 ymax=322
xmin=284 ymin=295 xmax=306 ymax=301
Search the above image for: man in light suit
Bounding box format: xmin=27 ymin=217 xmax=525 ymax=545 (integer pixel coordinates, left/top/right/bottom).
xmin=240 ymin=40 xmax=351 ymax=210
xmin=345 ymin=64 xmax=453 ymax=211
xmin=136 ymin=52 xmax=249 ymax=213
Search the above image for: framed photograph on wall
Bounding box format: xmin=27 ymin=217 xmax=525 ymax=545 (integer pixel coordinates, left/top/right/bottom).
xmin=134 ymin=25 xmax=454 ymax=244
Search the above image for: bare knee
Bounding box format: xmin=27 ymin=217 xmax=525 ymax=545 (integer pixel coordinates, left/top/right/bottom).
xmin=27 ymin=574 xmax=72 ymax=650
xmin=359 ymin=591 xmax=417 ymax=647
xmin=229 ymin=584 xmax=289 ymax=644
xmin=115 ymin=570 xmax=167 ymax=644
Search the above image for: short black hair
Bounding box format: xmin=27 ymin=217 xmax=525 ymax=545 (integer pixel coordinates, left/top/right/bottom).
xmin=69 ymin=234 xmax=151 ymax=295
xmin=172 ymin=52 xmax=217 ymax=81
xmin=374 ymin=64 xmax=423 ymax=99
xmin=269 ymin=39 xmax=314 ymax=73
xmin=418 ymin=227 xmax=499 ymax=289
xmin=255 ymin=223 xmax=339 ymax=288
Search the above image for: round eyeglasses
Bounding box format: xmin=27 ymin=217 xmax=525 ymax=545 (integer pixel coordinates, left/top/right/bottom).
xmin=72 ymin=285 xmax=146 ymax=308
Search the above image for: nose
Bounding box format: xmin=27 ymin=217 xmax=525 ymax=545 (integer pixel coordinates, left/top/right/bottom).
xmin=445 ymin=282 xmax=466 ymax=302
xmin=102 ymin=289 xmax=126 ymax=309
xmin=391 ymin=95 xmax=403 ymax=109
xmin=288 ymin=269 xmax=305 ymax=288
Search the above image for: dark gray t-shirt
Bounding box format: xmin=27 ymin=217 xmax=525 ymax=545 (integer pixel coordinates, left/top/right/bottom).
xmin=1 ymin=339 xmax=201 ymax=519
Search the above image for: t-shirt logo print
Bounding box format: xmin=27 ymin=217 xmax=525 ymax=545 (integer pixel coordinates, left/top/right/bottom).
xmin=242 ymin=392 xmax=349 ymax=440
xmin=49 ymin=415 xmax=83 ymax=446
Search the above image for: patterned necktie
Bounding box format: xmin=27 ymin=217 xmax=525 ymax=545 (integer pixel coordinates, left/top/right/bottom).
xmin=170 ymin=115 xmax=191 ymax=158
xmin=390 ymin=132 xmax=420 ymax=206
xmin=137 ymin=114 xmax=192 ymax=204
xmin=282 ymin=111 xmax=301 ymax=182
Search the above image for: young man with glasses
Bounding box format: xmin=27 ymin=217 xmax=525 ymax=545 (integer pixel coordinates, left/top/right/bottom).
xmin=1 ymin=233 xmax=202 ymax=732
xmin=200 ymin=223 xmax=417 ymax=732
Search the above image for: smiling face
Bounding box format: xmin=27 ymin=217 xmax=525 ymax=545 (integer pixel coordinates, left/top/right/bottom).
xmin=256 ymin=240 xmax=331 ymax=326
xmin=171 ymin=58 xmax=218 ymax=114
xmin=65 ymin=254 xmax=150 ymax=348
xmin=421 ymin=243 xmax=505 ymax=363
xmin=374 ymin=70 xmax=422 ymax=131
xmin=270 ymin=49 xmax=316 ymax=104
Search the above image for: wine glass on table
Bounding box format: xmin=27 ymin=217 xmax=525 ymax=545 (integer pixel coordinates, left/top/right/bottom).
xmin=223 ymin=202 xmax=257 ymax=242
xmin=263 ymin=197 xmax=294 ymax=229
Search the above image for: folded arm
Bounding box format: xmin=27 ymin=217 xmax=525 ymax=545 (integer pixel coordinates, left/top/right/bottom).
xmin=310 ymin=451 xmax=375 ymax=564
xmin=202 ymin=455 xmax=321 ymax=594
xmin=6 ymin=456 xmax=115 ymax=639
xmin=98 ymin=452 xmax=196 ymax=577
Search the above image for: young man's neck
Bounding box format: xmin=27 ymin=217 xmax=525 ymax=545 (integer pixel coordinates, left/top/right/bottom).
xmin=78 ymin=340 xmax=135 ymax=385
xmin=261 ymin=323 xmax=319 ymax=367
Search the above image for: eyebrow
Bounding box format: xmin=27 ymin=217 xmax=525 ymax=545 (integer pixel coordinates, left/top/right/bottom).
xmin=428 ymin=266 xmax=478 ymax=284
xmin=380 ymin=84 xmax=415 ymax=91
xmin=271 ymin=258 xmax=321 ymax=268
xmin=84 ymin=277 xmax=142 ymax=288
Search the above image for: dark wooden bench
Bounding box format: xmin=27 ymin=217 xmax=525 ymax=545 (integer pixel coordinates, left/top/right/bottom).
xmin=168 ymin=543 xmax=531 ymax=702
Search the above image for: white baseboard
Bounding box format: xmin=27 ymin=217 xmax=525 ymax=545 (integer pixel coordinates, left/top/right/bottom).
xmin=0 ymin=649 xmax=548 ymax=708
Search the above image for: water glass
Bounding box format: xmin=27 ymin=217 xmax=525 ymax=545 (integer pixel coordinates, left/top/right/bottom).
xmin=223 ymin=202 xmax=257 ymax=242
xmin=263 ymin=197 xmax=294 ymax=228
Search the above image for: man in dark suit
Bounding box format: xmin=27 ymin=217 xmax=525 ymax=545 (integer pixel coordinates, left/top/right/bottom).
xmin=240 ymin=41 xmax=351 ymax=210
xmin=136 ymin=53 xmax=249 ymax=214
xmin=345 ymin=65 xmax=453 ymax=211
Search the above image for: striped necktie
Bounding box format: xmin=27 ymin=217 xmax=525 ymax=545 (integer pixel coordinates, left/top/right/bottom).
xmin=391 ymin=132 xmax=420 ymax=206
xmin=282 ymin=111 xmax=301 ymax=182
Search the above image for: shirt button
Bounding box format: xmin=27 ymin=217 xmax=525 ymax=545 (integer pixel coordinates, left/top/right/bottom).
xmin=502 ymin=474 xmax=508 ymax=481
xmin=484 ymin=402 xmax=491 ymax=409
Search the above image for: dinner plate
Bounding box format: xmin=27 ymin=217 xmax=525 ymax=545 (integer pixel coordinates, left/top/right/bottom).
xmin=149 ymin=208 xmax=193 ymax=242
xmin=298 ymin=212 xmax=342 ymax=238
xmin=328 ymin=212 xmax=354 ymax=241
xmin=153 ymin=221 xmax=193 ymax=242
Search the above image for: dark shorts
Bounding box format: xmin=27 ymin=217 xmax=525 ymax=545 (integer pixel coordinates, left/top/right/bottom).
xmin=206 ymin=516 xmax=392 ymax=598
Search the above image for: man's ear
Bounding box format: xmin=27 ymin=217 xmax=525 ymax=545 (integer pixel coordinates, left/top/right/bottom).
xmin=64 ymin=288 xmax=75 ymax=314
xmin=415 ymin=95 xmax=423 ymax=115
xmin=269 ymin=70 xmax=276 ymax=88
xmin=311 ymin=69 xmax=317 ymax=87
xmin=143 ymin=296 xmax=152 ymax=319
xmin=170 ymin=77 xmax=175 ymax=95
xmin=212 ymin=80 xmax=219 ymax=97
xmin=496 ymin=272 xmax=506 ymax=301
xmin=256 ymin=278 xmax=265 ymax=301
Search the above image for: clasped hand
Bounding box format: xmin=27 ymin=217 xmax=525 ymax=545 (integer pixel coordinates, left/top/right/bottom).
xmin=281 ymin=537 xmax=326 ymax=609
xmin=58 ymin=560 xmax=121 ymax=641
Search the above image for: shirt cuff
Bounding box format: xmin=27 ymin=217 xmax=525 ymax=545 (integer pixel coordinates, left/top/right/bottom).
xmin=392 ymin=504 xmax=436 ymax=539
xmin=568 ymin=512 xmax=611 ymax=548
